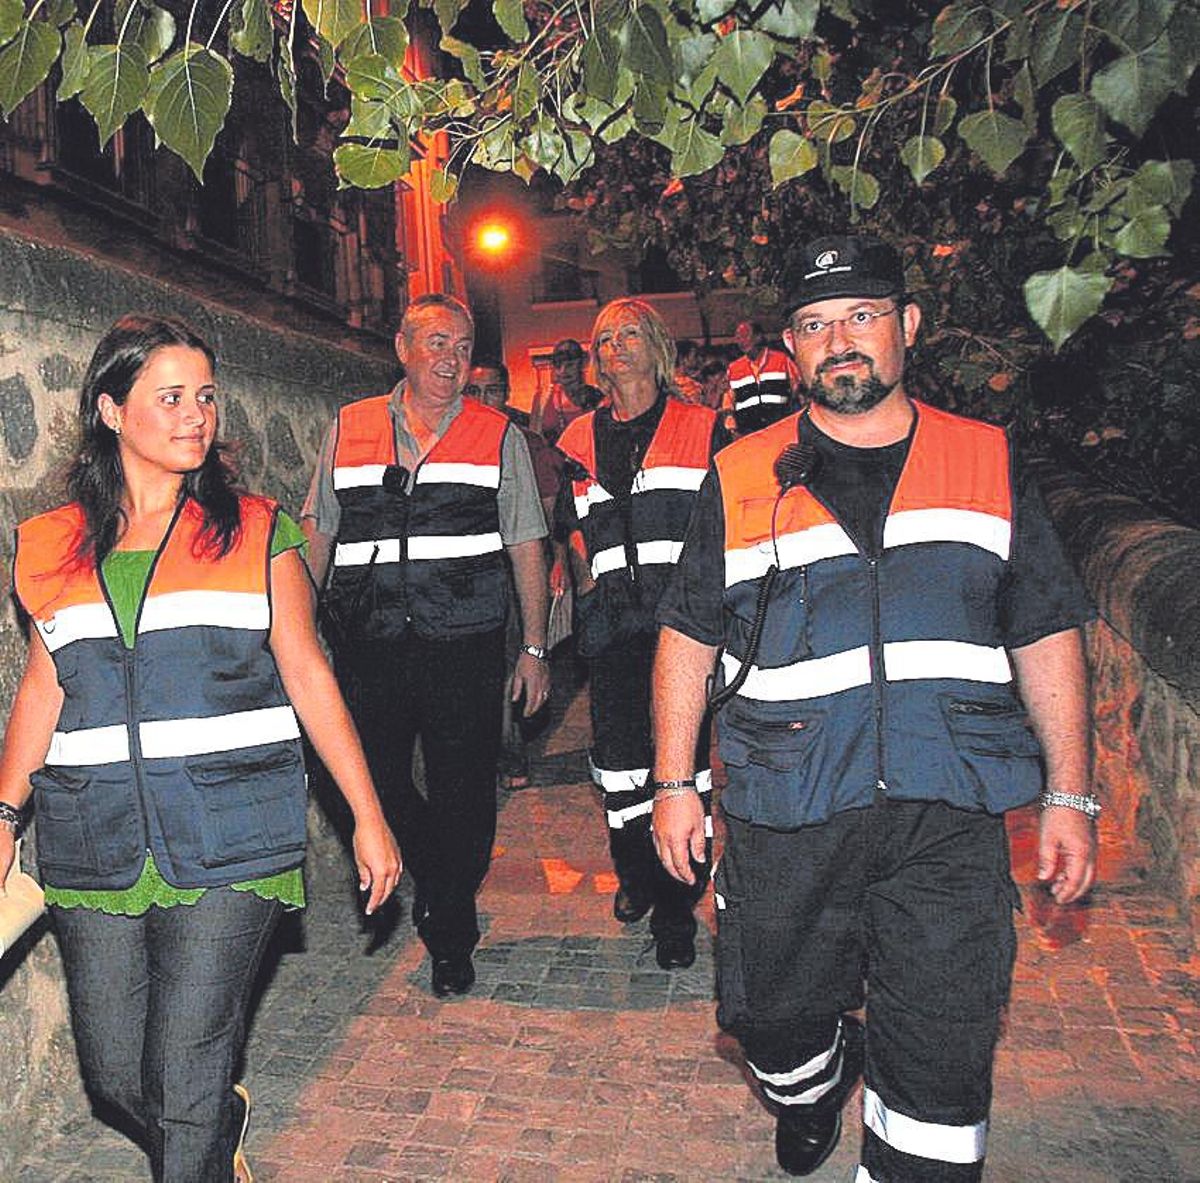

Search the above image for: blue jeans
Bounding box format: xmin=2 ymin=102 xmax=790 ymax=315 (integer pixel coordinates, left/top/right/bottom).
xmin=51 ymin=888 xmax=283 ymax=1182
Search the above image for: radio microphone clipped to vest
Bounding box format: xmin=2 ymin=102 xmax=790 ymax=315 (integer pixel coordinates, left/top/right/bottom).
xmin=382 ymin=464 xmax=411 ymax=496
xmin=774 ymin=441 xmax=819 ymax=491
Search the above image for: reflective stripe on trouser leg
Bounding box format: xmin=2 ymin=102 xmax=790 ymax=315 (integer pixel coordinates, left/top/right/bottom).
xmin=861 ymin=1086 xmax=987 ymax=1181
xmin=747 ymin=1018 xmax=845 ymax=1107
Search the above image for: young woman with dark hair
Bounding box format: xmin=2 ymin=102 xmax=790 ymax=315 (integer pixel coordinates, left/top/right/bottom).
xmin=0 ymin=313 xmax=401 ymax=1182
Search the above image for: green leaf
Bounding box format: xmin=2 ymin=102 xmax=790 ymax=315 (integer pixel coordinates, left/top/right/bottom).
xmin=1030 ymin=7 xmax=1082 ymax=87
xmin=1090 ymin=33 xmax=1178 ymax=135
xmin=958 ymin=109 xmax=1028 ymax=176
xmin=472 ymin=119 xmax=515 ymax=170
xmin=512 ymin=62 xmax=537 ymax=119
xmin=42 ymin=0 xmax=74 ymax=28
xmin=1046 ymin=200 xmax=1083 ymax=242
xmin=334 ymin=142 xmax=410 ymax=188
xmin=0 ymin=19 xmax=61 ymax=116
xmin=695 ymin=0 xmax=736 ymax=24
xmin=581 ymin=26 xmax=620 ymax=104
xmin=338 ymin=17 xmax=408 ymax=71
xmin=1003 ymin=11 xmax=1032 ymax=61
xmin=755 ymin=0 xmax=818 ymax=40
xmin=632 ymin=76 xmax=668 ymax=133
xmin=274 ymin=32 xmax=297 ymax=140
xmin=58 ymin=23 xmax=89 ymax=99
xmin=930 ymin=3 xmax=993 ymax=56
xmin=1092 ymin=0 xmax=1175 ymax=52
xmin=622 ymin=5 xmax=672 ymax=83
xmin=1111 ymin=204 xmax=1171 ymax=257
xmin=144 ymin=45 xmax=233 ymax=181
xmin=81 ymin=44 xmax=150 ymax=146
xmin=667 ymin=111 xmax=724 ymax=176
xmin=721 ymin=95 xmax=765 ymax=145
xmin=345 ymin=54 xmax=424 ymax=124
xmin=493 ymin=0 xmax=528 ymax=42
xmin=710 ymin=29 xmax=774 ymax=104
xmin=521 ymin=115 xmax=565 ymax=169
xmin=599 ymin=106 xmax=635 ymax=143
xmin=933 ymin=93 xmax=957 ymax=136
xmin=429 ymin=168 xmax=457 ymax=202
xmin=0 ymin=0 xmax=21 ymax=47
xmin=806 ymin=99 xmax=854 ymax=143
xmin=1051 ymin=93 xmax=1107 ymax=172
xmin=343 ymin=95 xmax=394 ymax=138
xmin=555 ymin=130 xmax=594 ymax=184
xmin=1128 ymin=159 xmax=1194 ymax=215
xmin=768 ymin=127 xmax=817 ymax=186
xmin=1023 ymin=265 xmax=1113 ymax=350
xmin=231 ymin=0 xmax=272 ymax=62
xmin=1013 ymin=61 xmax=1036 ymax=133
xmin=674 ymin=31 xmax=716 ymax=85
xmin=829 ymin=163 xmax=880 ymax=210
xmin=900 ymin=133 xmax=945 ymax=183
xmin=121 ymin=2 xmax=174 ymax=65
xmin=301 ymin=0 xmax=362 ymax=48
xmin=440 ymin=35 xmax=483 ymax=88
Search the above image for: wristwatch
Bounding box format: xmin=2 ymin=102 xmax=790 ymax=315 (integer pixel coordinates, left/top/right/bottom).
xmin=520 ymin=643 xmax=548 ymax=661
xmin=1039 ymin=790 xmax=1102 ymax=820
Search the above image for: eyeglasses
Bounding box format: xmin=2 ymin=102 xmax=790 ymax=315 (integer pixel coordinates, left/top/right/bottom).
xmin=793 ymin=306 xmax=899 ymax=339
xmin=464 ymin=384 xmax=506 ymax=399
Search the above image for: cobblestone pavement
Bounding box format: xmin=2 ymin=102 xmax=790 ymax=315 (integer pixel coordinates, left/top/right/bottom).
xmin=16 ymin=660 xmax=1200 ymax=1182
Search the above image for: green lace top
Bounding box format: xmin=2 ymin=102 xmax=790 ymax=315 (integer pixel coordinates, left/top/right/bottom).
xmin=43 ymin=511 xmax=308 ymax=915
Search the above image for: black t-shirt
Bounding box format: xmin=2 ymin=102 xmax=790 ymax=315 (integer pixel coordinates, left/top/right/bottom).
xmin=657 ymin=412 xmax=1094 ymax=649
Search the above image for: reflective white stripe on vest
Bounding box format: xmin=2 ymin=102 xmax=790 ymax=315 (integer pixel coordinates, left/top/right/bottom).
xmin=139 ymin=704 xmax=301 ymax=759
xmin=47 ymin=723 xmax=130 ymax=766
xmin=883 ymin=640 xmax=1012 ymax=684
xmin=574 ymin=483 xmax=613 ymax=520
xmin=724 ymin=646 xmax=872 ymax=702
xmin=749 ymin=1022 xmax=841 ymax=1087
xmin=37 ymin=601 xmax=120 ymax=653
xmin=884 ymin=508 xmax=1011 ymax=561
xmin=591 ymin=539 xmax=682 ymax=579
xmin=735 ymin=392 xmax=790 ymax=410
xmin=854 ymin=1168 xmax=882 ymax=1182
xmin=408 ymin=532 xmax=503 ymax=560
xmin=333 ymin=463 xmax=388 ymax=491
xmin=139 ymin=590 xmax=270 ymax=635
xmin=731 ymin=370 xmax=790 ymax=389
xmin=725 ymin=521 xmax=857 ymax=587
xmin=415 ymin=461 xmax=501 ymax=490
xmin=590 ymin=761 xmax=649 ymax=795
xmin=334 ymin=539 xmax=401 ymax=567
xmin=632 ymin=465 xmax=707 ymax=495
xmin=862 ymin=1086 xmax=987 ymax=1164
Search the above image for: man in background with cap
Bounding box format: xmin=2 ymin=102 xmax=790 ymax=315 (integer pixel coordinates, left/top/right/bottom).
xmin=531 ymin=337 xmax=606 ymax=445
xmin=650 ymin=234 xmax=1097 ymax=1178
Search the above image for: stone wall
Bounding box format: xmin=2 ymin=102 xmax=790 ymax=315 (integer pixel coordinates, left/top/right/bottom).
xmin=1034 ymin=461 xmax=1200 ymax=943
xmin=0 ymin=228 xmax=396 ymax=1176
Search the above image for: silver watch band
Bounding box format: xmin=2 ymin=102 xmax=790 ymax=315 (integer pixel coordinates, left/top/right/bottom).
xmin=1039 ymin=790 xmax=1102 ymax=820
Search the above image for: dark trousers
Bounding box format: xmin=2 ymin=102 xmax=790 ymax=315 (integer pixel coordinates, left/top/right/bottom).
xmin=52 ymin=889 xmax=282 ymax=1183
xmin=588 ymin=637 xmax=710 ymax=939
xmin=338 ymin=628 xmax=505 ymax=960
xmin=715 ymin=800 xmax=1018 ymax=1183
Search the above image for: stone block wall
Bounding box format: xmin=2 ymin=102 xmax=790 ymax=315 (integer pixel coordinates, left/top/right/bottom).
xmin=1034 ymin=461 xmax=1200 ymax=942
xmin=0 ymin=228 xmax=396 ymax=1175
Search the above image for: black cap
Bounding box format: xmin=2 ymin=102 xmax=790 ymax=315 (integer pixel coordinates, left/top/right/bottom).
xmin=785 ymin=235 xmax=904 ymax=317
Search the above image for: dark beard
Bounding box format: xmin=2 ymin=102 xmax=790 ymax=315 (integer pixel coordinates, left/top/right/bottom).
xmin=807 ymin=352 xmax=895 ymax=414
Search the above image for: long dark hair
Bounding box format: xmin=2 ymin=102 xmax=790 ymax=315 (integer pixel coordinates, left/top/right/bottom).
xmin=66 ymin=314 xmax=242 ymax=566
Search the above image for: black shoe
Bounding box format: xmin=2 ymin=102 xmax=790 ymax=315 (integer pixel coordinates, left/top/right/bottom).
xmin=431 ymin=955 xmax=476 ymax=998
xmin=775 ymin=1106 xmax=842 ymax=1176
xmin=613 ymin=886 xmax=652 ymax=924
xmin=654 ymin=929 xmax=696 ymax=970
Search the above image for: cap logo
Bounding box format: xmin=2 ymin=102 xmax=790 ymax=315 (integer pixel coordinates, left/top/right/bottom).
xmin=814 ymin=249 xmax=839 ymax=270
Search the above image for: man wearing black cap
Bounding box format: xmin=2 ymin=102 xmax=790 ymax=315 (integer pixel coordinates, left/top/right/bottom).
xmin=650 ymin=235 xmax=1098 ymax=1178
xmin=531 ymin=338 xmax=606 ymax=445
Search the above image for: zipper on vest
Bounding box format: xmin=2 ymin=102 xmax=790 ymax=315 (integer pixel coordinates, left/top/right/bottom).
xmin=868 ymin=555 xmax=887 ymax=796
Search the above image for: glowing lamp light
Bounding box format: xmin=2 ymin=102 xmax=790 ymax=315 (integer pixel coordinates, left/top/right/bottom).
xmin=477 ymin=222 xmax=512 ymax=255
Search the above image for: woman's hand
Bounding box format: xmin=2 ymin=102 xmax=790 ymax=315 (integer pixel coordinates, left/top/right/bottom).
xmin=353 ymin=815 xmax=402 ymax=915
xmin=0 ymin=828 xmax=16 ymax=891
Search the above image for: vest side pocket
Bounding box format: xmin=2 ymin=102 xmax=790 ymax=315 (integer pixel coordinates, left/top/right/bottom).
xmin=939 ymin=693 xmax=1043 ymax=810
xmin=29 ymin=764 xmax=142 ymax=879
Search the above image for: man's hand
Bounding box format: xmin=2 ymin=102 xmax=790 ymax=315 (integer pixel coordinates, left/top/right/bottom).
xmin=1037 ymin=806 xmax=1097 ymax=905
xmin=512 ymin=651 xmax=550 ymax=717
xmin=353 ymin=815 xmax=402 ymax=916
xmin=652 ymin=792 xmax=705 ymax=885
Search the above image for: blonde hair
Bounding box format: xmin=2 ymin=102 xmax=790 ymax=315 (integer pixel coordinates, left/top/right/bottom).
xmin=589 ymin=298 xmax=677 ymax=397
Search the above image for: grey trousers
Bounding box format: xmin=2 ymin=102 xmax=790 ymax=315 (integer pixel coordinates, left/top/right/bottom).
xmin=52 ymin=887 xmax=283 ymax=1182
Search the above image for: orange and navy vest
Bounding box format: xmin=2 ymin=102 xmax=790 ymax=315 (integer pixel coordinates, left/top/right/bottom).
xmin=13 ymin=496 xmax=307 ymax=890
xmin=714 ymin=402 xmax=1044 ymax=828
xmin=727 ymin=348 xmax=796 ymax=434
xmin=559 ymin=398 xmax=716 ymax=648
xmin=326 ymin=394 xmax=509 ymax=642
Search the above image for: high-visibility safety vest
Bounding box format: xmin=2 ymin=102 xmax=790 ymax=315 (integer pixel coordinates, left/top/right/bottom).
xmin=325 ymin=394 xmax=509 ymax=642
xmin=559 ymin=397 xmax=716 ymax=645
xmin=13 ymin=496 xmax=307 ymax=891
xmin=715 ymin=402 xmax=1044 ymax=829
xmin=727 ymin=348 xmax=796 ymax=434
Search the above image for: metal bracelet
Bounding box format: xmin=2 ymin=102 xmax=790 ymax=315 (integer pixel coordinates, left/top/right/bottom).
xmin=0 ymin=800 xmax=25 ymax=834
xmin=653 ymin=784 xmax=700 ymax=802
xmin=1039 ymin=790 xmax=1102 ymax=820
xmin=654 ymin=778 xmax=696 ymax=791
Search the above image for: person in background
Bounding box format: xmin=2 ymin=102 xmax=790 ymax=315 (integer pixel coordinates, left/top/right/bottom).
xmin=672 ymin=339 xmax=706 ymax=404
xmin=302 ymin=294 xmax=550 ymax=999
xmin=530 ymin=337 xmax=605 ymax=445
xmin=652 ymin=235 xmax=1096 ymax=1178
xmin=0 ymin=314 xmax=400 ymax=1183
xmin=465 ymin=359 xmax=564 ymax=790
xmin=556 ymin=297 xmax=728 ymax=970
xmin=722 ymin=319 xmax=800 ymax=436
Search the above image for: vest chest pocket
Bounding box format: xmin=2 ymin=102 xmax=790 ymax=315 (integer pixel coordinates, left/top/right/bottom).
xmin=184 ymin=746 xmax=307 ymax=869
xmin=721 ymin=705 xmax=826 ymax=774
